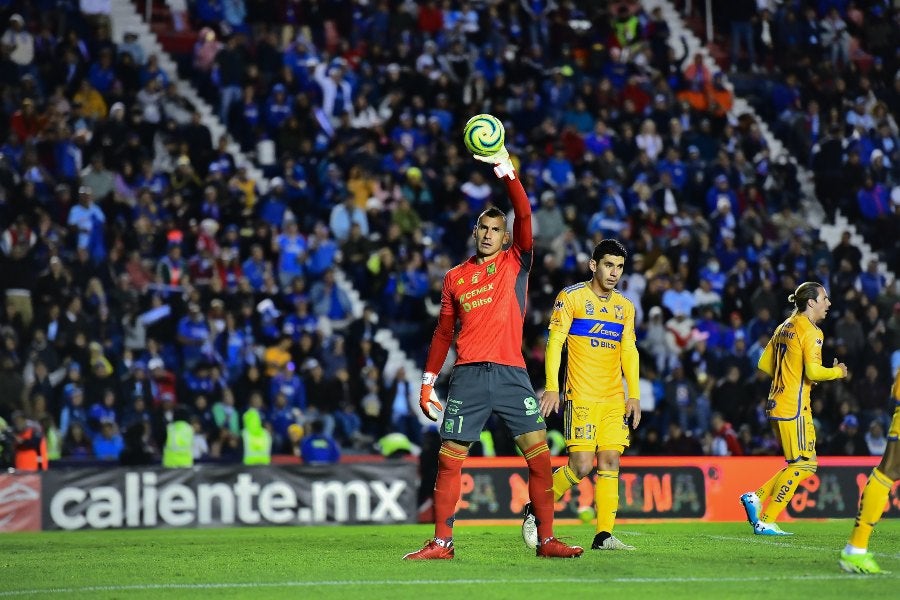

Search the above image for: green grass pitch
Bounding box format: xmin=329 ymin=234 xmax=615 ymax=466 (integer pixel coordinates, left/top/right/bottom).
xmin=1 ymin=520 xmax=897 ymax=599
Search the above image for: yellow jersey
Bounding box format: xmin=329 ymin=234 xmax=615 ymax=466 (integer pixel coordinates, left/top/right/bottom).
xmin=547 ymin=283 xmax=638 ymax=403
xmin=759 ymin=313 xmax=842 ymax=420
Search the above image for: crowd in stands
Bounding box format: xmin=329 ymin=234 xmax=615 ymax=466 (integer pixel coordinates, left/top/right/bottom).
xmin=0 ymin=0 xmax=898 ymax=466
xmin=704 ymin=0 xmax=900 ymax=273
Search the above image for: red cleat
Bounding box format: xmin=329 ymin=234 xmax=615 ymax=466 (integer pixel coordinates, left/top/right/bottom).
xmin=403 ymin=539 xmax=455 ymax=560
xmin=536 ymin=537 xmax=584 ymax=558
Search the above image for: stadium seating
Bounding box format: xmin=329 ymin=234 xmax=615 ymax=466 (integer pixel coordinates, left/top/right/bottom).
xmin=0 ymin=1 xmax=897 ymax=467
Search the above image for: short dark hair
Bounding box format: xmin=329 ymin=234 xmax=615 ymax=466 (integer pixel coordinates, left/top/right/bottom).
xmin=592 ymin=239 xmax=627 ymax=263
xmin=476 ymin=207 xmax=507 ymax=228
xmin=788 ymin=281 xmax=822 ymax=312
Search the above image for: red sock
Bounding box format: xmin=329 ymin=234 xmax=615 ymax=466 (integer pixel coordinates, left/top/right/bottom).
xmin=524 ymin=441 xmax=554 ymax=541
xmin=433 ymin=443 xmax=467 ymax=541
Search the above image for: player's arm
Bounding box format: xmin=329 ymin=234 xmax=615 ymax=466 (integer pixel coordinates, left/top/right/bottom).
xmin=474 ymin=146 xmax=532 ymax=253
xmin=541 ymin=291 xmax=572 ymax=417
xmin=506 ymin=173 xmax=532 ymax=253
xmin=420 ymin=273 xmax=456 ymax=420
xmin=541 ymin=329 xmax=566 ymax=417
xmin=802 ymin=330 xmax=846 ymax=381
xmin=622 ymin=303 xmax=641 ymax=428
xmin=757 ymin=336 xmax=775 ymax=378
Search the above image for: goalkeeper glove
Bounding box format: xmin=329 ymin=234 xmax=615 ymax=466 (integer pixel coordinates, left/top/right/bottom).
xmin=473 ymin=146 xmax=515 ymax=179
xmin=419 ymin=371 xmax=443 ymax=421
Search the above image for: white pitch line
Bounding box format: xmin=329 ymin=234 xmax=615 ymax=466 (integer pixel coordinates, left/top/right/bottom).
xmin=705 ymin=534 xmax=900 ymax=560
xmin=0 ymin=574 xmax=897 ymax=597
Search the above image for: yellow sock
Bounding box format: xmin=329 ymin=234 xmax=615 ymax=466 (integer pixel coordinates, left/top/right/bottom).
xmin=755 ymin=469 xmax=785 ymax=505
xmin=552 ymin=465 xmax=582 ymax=501
xmin=848 ymin=467 xmax=894 ymax=550
xmin=595 ymin=470 xmax=619 ymax=534
xmin=759 ymin=462 xmax=816 ymax=523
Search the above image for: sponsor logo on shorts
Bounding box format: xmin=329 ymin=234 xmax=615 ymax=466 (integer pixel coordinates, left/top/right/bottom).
xmin=524 ymin=396 xmax=538 ymax=416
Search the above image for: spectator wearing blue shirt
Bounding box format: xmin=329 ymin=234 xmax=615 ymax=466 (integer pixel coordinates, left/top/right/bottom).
xmin=92 ymin=420 xmax=124 ymax=461
xmin=390 ymin=112 xmax=427 ymax=152
xmin=67 ymin=186 xmax=107 ymax=263
xmin=269 ymin=390 xmax=301 ymax=454
xmin=264 ymin=83 xmax=291 ymax=135
xmin=88 ymin=389 xmax=118 ymax=433
xmin=310 ymin=268 xmax=352 ymax=325
xmin=284 ymin=296 xmax=318 ymax=340
xmin=258 ymin=177 xmax=289 ymax=227
xmin=542 ymin=67 xmax=575 ymax=118
xmin=706 ymin=174 xmax=738 ymax=216
xmin=855 ymin=259 xmax=886 ymax=302
xmin=177 ymin=303 xmax=211 ymax=370
xmin=86 ymin=48 xmax=116 ymax=94
xmin=241 ymin=244 xmax=269 ymax=291
xmin=585 ymin=120 xmax=614 ymax=157
xmin=662 ymin=276 xmax=697 ymax=319
xmin=329 ymin=193 xmax=369 ymax=243
xmin=541 ymin=146 xmax=576 ymax=191
xmin=746 ymin=306 xmax=777 ymax=345
xmin=275 ymin=216 xmax=307 ymax=287
xmin=657 ymin=147 xmax=687 ymax=190
xmin=59 ymin=383 xmax=89 ymax=438
xmin=300 ymin=420 xmax=341 ymax=464
xmin=857 ymin=176 xmax=890 ymax=220
xmin=473 ymin=46 xmax=503 ymax=84
xmin=269 ymin=362 xmax=307 ymax=411
xmin=698 ymin=256 xmax=727 ymax=295
xmin=305 ymin=223 xmax=339 ymax=280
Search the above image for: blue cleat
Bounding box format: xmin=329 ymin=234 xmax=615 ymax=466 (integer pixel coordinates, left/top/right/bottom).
xmin=754 ymin=521 xmax=793 ymax=536
xmin=740 ymin=492 xmax=761 ymax=526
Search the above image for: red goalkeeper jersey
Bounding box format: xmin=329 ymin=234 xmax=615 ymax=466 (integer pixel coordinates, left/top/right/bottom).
xmin=424 ymin=174 xmax=533 ymax=372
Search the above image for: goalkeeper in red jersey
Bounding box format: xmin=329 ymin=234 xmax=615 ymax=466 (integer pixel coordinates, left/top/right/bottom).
xmin=403 ymin=146 xmax=583 ymax=560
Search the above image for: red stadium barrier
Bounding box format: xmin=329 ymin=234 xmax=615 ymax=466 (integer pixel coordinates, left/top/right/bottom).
xmin=451 ymin=456 xmax=893 ymax=523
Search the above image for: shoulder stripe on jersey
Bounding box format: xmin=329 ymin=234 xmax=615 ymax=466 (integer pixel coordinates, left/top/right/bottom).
xmin=563 ymin=282 xmax=586 ymax=293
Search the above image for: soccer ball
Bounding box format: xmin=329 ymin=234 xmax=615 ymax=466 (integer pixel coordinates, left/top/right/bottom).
xmin=463 ymin=114 xmax=505 ymax=156
xmin=578 ymin=506 xmax=596 ymax=524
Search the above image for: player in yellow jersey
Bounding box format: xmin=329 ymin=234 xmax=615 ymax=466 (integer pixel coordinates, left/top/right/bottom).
xmin=521 ymin=239 xmax=641 ymax=550
xmin=838 ymin=364 xmax=900 ymax=573
xmin=740 ymin=281 xmax=847 ymax=535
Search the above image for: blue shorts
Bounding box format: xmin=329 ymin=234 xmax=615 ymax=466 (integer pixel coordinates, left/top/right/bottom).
xmin=439 ymin=362 xmax=545 ymax=442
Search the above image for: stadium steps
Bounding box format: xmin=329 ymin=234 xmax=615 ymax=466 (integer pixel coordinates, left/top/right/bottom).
xmin=109 ymin=2 xmax=263 ymax=183
xmin=653 ymin=1 xmax=823 ymax=226
xmin=133 ymin=0 xmax=199 ymax=56
xmin=112 ymin=1 xmax=429 ymax=412
xmin=818 ymin=211 xmax=891 ymax=276
xmin=653 ymin=1 xmax=896 ymax=284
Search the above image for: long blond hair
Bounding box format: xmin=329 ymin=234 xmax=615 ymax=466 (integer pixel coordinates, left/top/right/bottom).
xmin=788 ymin=281 xmax=822 ymax=314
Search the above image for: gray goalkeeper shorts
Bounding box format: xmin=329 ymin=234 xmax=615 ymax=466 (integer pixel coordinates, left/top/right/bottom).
xmin=439 ymin=362 xmax=545 ymax=442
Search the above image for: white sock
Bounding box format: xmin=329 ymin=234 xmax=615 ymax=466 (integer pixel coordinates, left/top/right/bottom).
xmin=843 ymin=544 xmax=866 ymax=555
